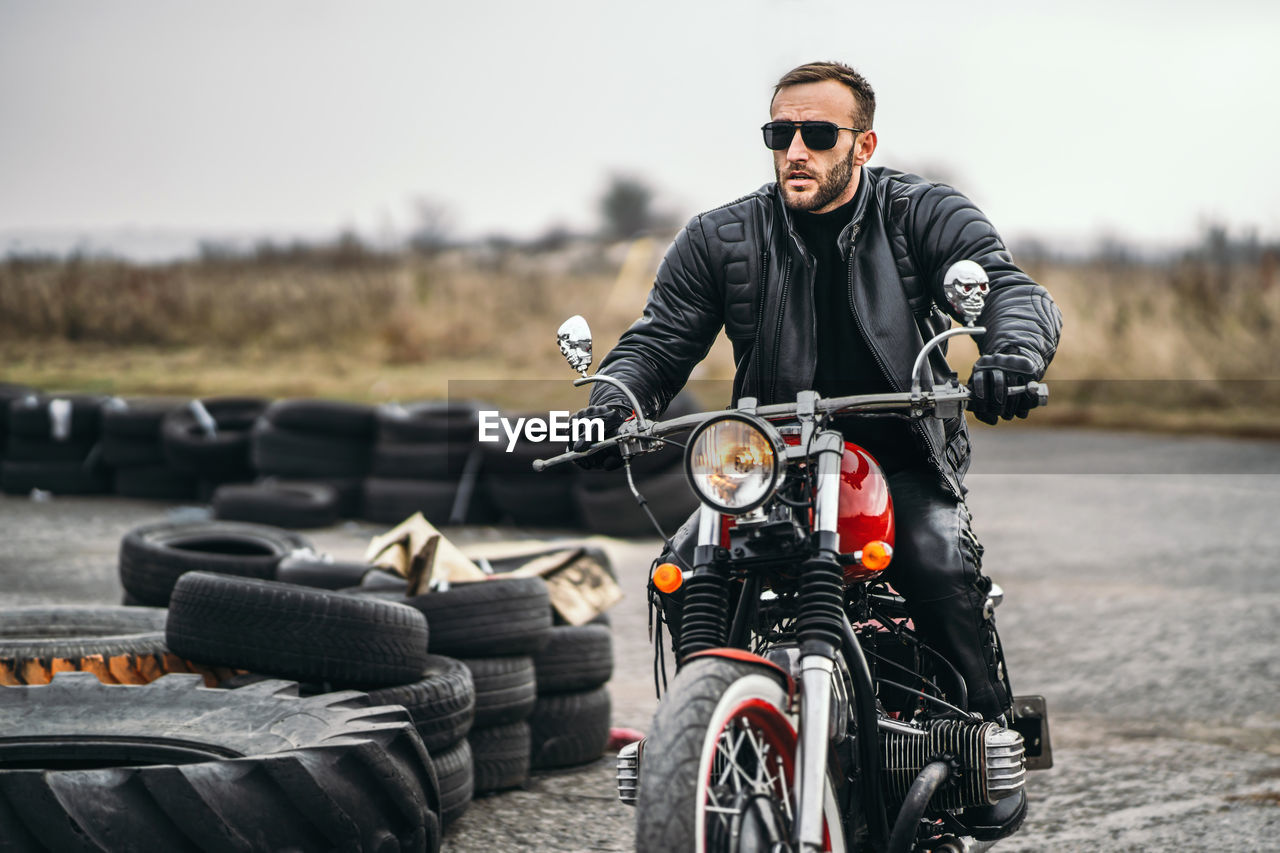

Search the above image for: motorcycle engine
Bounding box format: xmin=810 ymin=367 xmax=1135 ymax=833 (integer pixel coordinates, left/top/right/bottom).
xmin=881 ymin=719 xmax=1025 ymax=811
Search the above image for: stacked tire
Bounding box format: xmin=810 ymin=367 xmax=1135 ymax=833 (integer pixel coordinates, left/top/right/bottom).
xmin=162 ymin=397 xmax=268 ymax=497
xmin=162 ymin=571 xmax=446 ymax=845
xmin=1 ymin=393 xmax=111 ymax=495
xmin=118 ymin=519 xmax=311 ymax=607
xmin=363 ymin=401 xmax=493 ymax=526
xmin=0 ymin=383 xmax=34 ymax=458
xmin=480 ymin=410 xmax=580 ymax=528
xmin=395 ymin=577 xmax=554 ymax=797
xmin=572 ymin=390 xmax=703 ymax=537
xmin=102 ymin=397 xmax=199 ymax=500
xmin=241 ymin=398 xmax=377 ymax=521
xmin=529 ymin=622 xmax=614 ymax=770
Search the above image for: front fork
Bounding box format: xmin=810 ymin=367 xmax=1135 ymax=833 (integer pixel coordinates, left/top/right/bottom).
xmin=681 ymin=430 xmax=850 ymax=852
xmin=793 ymin=429 xmax=847 ymax=852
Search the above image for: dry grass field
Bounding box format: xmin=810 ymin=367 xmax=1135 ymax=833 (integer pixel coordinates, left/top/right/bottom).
xmin=2 ymin=238 xmax=1277 ymax=435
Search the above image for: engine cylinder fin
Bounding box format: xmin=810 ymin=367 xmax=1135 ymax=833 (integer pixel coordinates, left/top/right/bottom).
xmin=881 ymin=719 xmax=1025 ymax=811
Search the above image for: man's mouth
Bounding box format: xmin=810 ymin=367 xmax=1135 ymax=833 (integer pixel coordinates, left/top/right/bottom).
xmin=786 ymin=172 xmax=814 ymax=187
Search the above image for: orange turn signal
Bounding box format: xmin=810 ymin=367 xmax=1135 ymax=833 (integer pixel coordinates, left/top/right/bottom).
xmin=859 ymin=540 xmax=894 ymax=572
xmin=653 ymin=562 xmax=684 ymax=594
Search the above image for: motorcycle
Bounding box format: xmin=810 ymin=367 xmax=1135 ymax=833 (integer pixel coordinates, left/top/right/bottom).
xmin=534 ymin=260 xmax=1053 ymax=852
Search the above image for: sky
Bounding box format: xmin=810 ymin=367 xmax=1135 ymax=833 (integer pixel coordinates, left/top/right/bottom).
xmin=1 ymin=0 xmax=1277 ymax=259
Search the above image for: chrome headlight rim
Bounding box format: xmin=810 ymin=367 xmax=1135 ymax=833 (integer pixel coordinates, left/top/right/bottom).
xmin=683 ymin=412 xmax=786 ymax=516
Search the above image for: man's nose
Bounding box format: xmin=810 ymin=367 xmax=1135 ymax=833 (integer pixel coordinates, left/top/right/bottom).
xmin=786 ymin=129 xmax=810 ymax=163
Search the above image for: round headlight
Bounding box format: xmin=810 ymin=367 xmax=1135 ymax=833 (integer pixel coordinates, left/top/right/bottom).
xmin=684 ymin=413 xmax=784 ymax=515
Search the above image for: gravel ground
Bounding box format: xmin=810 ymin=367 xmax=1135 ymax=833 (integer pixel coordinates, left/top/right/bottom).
xmin=1 ymin=426 xmax=1278 ymax=851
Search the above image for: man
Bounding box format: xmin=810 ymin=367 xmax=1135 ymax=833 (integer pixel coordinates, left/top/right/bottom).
xmin=577 ymin=61 xmax=1062 ymax=839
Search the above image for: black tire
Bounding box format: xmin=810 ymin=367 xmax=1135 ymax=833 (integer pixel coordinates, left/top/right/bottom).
xmin=460 ymin=656 xmax=537 ymax=728
xmin=0 ymin=672 xmax=441 ymax=852
xmin=0 ymin=459 xmax=111 ymax=495
xmin=468 ymin=721 xmax=531 ymax=793
xmin=101 ymin=433 xmax=166 ymax=467
xmin=433 ymin=738 xmax=475 ymax=828
xmin=377 ymin=401 xmax=486 ymax=444
xmin=362 ymin=655 xmax=477 ymax=753
xmin=161 ymin=397 xmax=268 ymax=480
xmin=371 ymin=441 xmax=471 ymax=480
xmin=485 ymin=475 xmax=580 ymax=528
xmin=112 ymin=465 xmax=199 ymax=501
xmin=6 ymin=393 xmax=106 ymax=439
xmin=251 ymin=421 xmax=373 ymax=478
xmin=308 ymin=475 xmax=365 ymax=517
xmin=0 ymin=383 xmax=35 ymax=412
xmin=573 ymin=465 xmax=698 ymax=538
xmin=276 ymin=555 xmax=377 ymax=590
xmin=0 ymin=605 xmax=169 ymax=684
xmin=360 ymin=568 xmax=413 ymax=592
xmin=534 ymin=624 xmax=613 ymax=694
xmin=102 ymin=397 xmax=185 ymax=439
xmin=403 ymin=577 xmax=552 ymax=657
xmin=3 ymin=434 xmax=99 ymax=463
xmin=634 ymin=657 xmax=844 ymax=852
xmin=212 ymin=480 xmax=340 ymax=529
xmin=167 ymin=571 xmax=430 ymax=689
xmin=528 ymin=686 xmax=612 ymax=770
xmin=117 ymin=519 xmax=312 ymax=607
xmin=363 ymin=477 xmax=459 ymax=525
xmin=263 ymin=398 xmax=377 ymax=438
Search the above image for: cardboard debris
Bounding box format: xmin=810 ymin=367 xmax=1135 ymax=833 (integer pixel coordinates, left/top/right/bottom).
xmin=508 ymin=547 xmax=623 ymax=626
xmin=364 ymin=517 xmax=621 ymax=623
xmin=363 ymin=513 xmax=486 ymax=595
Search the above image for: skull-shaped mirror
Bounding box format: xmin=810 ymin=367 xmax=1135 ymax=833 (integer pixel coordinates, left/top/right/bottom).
xmin=942 ymin=260 xmax=990 ymax=326
xmin=556 ymin=315 xmax=593 ymax=377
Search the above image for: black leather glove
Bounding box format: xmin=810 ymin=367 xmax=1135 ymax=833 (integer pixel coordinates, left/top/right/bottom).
xmin=570 ymin=404 xmax=630 ymax=471
xmin=968 ymin=353 xmax=1042 ymax=425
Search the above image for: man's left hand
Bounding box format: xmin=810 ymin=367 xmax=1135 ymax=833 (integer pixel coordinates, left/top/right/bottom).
xmin=968 ymin=353 xmax=1042 ymax=424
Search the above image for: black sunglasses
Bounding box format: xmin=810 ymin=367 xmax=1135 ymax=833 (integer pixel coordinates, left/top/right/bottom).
xmin=761 ymin=120 xmax=865 ymax=151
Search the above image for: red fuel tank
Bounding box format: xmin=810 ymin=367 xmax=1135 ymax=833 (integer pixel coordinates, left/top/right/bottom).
xmin=720 ymin=438 xmax=895 ymax=583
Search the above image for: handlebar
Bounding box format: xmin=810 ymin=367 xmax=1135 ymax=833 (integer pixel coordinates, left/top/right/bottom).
xmin=535 ymin=322 xmax=1049 ymax=472
xmin=533 ymin=381 xmax=1050 ymax=472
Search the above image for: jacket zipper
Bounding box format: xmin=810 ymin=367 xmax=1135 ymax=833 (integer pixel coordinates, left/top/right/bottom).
xmin=769 ymin=257 xmax=792 ymax=403
xmin=752 ymin=248 xmax=769 ymax=399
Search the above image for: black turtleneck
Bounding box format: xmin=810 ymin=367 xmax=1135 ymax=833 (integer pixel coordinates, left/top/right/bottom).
xmin=791 ymin=189 xmax=917 ymax=474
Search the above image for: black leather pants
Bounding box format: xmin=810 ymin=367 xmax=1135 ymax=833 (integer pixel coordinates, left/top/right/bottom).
xmin=657 ymin=465 xmax=1012 ymax=720
xmin=882 ymin=465 xmax=1011 ymax=720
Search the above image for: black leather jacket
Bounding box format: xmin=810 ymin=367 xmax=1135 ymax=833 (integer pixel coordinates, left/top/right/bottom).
xmin=590 ymin=166 xmax=1063 ymax=497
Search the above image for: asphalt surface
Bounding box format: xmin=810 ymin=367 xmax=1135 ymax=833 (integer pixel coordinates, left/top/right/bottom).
xmin=1 ymin=425 xmax=1278 ymax=851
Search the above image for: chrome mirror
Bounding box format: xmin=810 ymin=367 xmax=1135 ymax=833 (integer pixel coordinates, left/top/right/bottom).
xmin=942 ymin=260 xmax=989 ymax=327
xmin=556 ymin=315 xmax=593 ymax=377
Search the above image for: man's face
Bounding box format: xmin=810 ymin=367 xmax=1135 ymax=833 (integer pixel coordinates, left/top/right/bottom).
xmin=770 ymin=80 xmax=876 ymax=213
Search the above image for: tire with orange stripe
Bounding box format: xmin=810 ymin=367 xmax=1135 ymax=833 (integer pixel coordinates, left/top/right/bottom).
xmin=0 ymin=605 xmax=236 ymax=687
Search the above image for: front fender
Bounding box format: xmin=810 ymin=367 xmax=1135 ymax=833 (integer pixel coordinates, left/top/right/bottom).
xmin=682 ymin=648 xmax=795 ymax=701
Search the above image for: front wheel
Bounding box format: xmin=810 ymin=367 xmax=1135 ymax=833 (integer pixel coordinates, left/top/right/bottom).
xmin=635 ymin=656 xmax=845 ymax=852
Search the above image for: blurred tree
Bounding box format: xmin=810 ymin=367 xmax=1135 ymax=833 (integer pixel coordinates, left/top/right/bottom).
xmin=600 ymin=174 xmax=658 ymax=241
xmin=408 ymin=197 xmax=455 ymax=256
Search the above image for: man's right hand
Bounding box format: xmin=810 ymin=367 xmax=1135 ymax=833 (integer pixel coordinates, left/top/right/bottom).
xmin=571 ymin=404 xmax=630 ymax=471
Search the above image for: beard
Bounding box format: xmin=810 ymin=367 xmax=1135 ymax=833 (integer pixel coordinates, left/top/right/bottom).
xmin=778 ymin=147 xmax=856 ymax=212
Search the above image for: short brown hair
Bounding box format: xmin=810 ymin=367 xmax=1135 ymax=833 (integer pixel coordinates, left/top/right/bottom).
xmin=772 ymin=61 xmax=876 ymax=129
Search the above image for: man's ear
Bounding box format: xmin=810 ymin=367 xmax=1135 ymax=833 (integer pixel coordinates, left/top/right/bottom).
xmin=855 ymin=130 xmax=877 ymax=167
